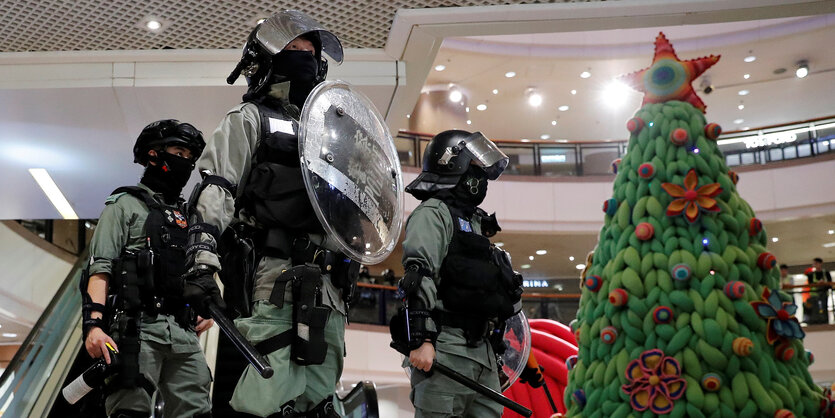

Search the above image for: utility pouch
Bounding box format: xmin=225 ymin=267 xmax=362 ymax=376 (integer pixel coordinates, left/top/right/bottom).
xmin=291 ymin=264 xmax=330 ymax=366
xmin=218 ymin=224 xmax=257 ymax=318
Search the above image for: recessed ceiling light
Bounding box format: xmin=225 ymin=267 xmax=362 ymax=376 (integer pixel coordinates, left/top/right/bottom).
xmin=744 ymin=55 xmax=756 ymax=63
xmin=520 ymin=139 xmax=530 ymax=143
xmin=738 ymin=104 xmax=745 ymax=110
xmin=734 ymin=118 xmax=744 ymax=124
xmin=742 ymin=127 xmax=750 ymax=131
xmin=465 ymin=107 xmax=470 ymax=112
xmin=2 ymin=333 xmax=16 ymax=338
xmin=536 ymin=250 xmax=547 ymax=255
xmin=580 ymin=71 xmax=591 ymax=79
xmin=558 ymin=105 xmax=569 ymax=111
xmin=448 ymin=89 xmax=463 ymax=103
xmin=528 ymin=92 xmax=543 ymax=107
xmin=495 ymin=242 xmax=505 ymax=246
xmin=540 ymin=134 xmax=550 ymax=140
xmin=738 ymin=90 xmax=749 ymax=96
xmin=146 ymin=20 xmax=162 ymax=30
xmin=505 ymin=71 xmax=516 ymax=78
xmin=434 ymin=64 xmax=446 ymax=71
xmin=824 ymin=242 xmax=835 ymax=248
xmin=743 ymin=74 xmax=750 ymax=79
xmin=529 ymin=256 xmax=535 ymax=261
xmin=521 ymin=264 xmax=531 ymax=269
xmin=829 ymin=230 xmax=834 ymax=235
xmin=476 ymin=104 xmax=487 ymax=111
xmin=492 ymin=89 xmax=499 ymax=95
xmin=569 ymin=256 xmax=575 ymax=261
xmin=466 ymin=120 xmax=472 ymax=125
xmin=772 ymin=237 xmax=779 ymax=242
xmin=406 ymin=114 xmax=410 ymax=119
xmin=796 ymin=60 xmax=809 ymax=78
xmin=575 ymin=264 xmax=586 ymax=270
xmin=551 ymin=120 xmax=557 ymax=126
xmin=29 ymin=168 xmax=78 ymax=219
xmin=570 ymin=89 xmax=577 ymax=95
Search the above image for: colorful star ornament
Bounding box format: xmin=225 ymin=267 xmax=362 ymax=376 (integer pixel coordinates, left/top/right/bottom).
xmin=619 ymin=32 xmax=720 ymax=113
xmin=661 ymin=169 xmax=722 ymax=223
xmin=750 ymin=287 xmax=805 ymax=345
xmin=622 ymin=349 xmax=686 ymax=414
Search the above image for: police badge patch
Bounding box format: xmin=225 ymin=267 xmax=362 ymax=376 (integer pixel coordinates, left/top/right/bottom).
xmin=457 ymin=217 xmax=473 ymax=233
xmin=172 ymin=210 xmax=187 ymax=228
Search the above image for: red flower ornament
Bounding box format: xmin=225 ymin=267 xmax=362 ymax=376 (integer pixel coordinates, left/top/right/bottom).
xmin=622 ymin=349 xmax=686 ymax=414
xmin=661 ymin=169 xmax=722 ymax=223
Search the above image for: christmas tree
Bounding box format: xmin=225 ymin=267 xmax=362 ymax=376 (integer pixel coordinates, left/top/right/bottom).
xmin=564 ymin=33 xmax=825 ymax=418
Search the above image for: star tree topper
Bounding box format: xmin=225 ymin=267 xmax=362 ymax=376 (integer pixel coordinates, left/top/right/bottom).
xmin=620 ymin=32 xmax=720 ymax=113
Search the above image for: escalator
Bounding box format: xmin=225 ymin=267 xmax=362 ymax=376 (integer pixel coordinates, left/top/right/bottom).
xmin=0 ymin=251 xmax=380 ymax=417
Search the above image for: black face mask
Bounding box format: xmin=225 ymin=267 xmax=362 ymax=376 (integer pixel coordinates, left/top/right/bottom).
xmin=272 ymin=50 xmax=319 ymax=108
xmin=451 ymin=165 xmax=489 ymax=208
xmin=140 ymin=152 xmax=194 ymax=203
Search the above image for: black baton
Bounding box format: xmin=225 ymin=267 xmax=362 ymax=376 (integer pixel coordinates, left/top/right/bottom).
xmin=208 ymin=304 xmax=274 ymax=379
xmin=432 ymin=361 xmax=532 ymax=417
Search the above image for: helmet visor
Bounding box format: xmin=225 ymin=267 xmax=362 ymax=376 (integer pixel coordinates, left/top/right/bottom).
xmin=462 ymin=132 xmax=509 ymax=179
xmin=256 ymin=10 xmax=344 ymax=64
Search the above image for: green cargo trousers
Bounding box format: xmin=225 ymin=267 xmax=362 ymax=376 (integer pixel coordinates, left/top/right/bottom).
xmin=230 ymin=301 xmax=345 ymax=416
xmin=105 ymin=340 xmax=212 ymax=417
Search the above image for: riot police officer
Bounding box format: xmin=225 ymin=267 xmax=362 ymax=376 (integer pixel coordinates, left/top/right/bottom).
xmin=391 ymin=130 xmax=523 ymax=417
xmin=181 ymin=10 xmax=355 ymax=418
xmin=81 ymin=119 xmax=213 ymax=418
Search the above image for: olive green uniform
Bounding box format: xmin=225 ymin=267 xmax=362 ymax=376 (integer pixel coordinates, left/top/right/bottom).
xmin=402 ymin=198 xmax=503 ymax=418
xmin=88 ymin=183 xmax=211 ymax=417
xmin=192 ymin=83 xmax=345 ymax=416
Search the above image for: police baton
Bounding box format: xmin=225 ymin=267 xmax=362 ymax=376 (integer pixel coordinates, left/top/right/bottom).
xmin=524 ymin=352 xmax=558 ymax=413
xmin=431 ymin=361 xmax=532 ymax=417
xmin=207 ymin=304 xmax=274 ymax=379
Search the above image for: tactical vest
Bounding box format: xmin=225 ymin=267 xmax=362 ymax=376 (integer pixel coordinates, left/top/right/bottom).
xmin=240 ymin=96 xmax=323 ymax=233
xmin=110 ymin=186 xmax=190 ymax=314
xmin=437 ymin=200 xmax=520 ymax=321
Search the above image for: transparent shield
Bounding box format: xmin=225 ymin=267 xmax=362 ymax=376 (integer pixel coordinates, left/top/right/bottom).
xmin=298 ymin=80 xmax=404 ymax=264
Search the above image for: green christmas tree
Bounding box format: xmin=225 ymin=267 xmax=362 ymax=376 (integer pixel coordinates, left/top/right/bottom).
xmin=564 ymin=33 xmax=825 ymax=418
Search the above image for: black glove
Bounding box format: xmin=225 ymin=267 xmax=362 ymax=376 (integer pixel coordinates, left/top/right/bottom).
xmin=183 ymin=266 xmax=226 ymax=318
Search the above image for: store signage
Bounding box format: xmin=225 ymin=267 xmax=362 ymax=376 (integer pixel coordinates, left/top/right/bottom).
xmin=523 ymin=279 xmax=550 ymax=288
xmin=744 ymin=131 xmax=798 ymax=149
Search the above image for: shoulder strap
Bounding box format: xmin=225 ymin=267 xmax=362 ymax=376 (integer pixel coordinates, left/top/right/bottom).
xmin=111 ymin=186 xmax=160 ymax=210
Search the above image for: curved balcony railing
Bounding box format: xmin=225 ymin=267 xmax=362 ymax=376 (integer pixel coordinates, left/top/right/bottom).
xmin=395 ymin=115 xmax=835 ymax=177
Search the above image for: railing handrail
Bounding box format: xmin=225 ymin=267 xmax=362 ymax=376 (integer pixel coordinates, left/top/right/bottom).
xmin=355 ymin=282 xmax=580 ymax=299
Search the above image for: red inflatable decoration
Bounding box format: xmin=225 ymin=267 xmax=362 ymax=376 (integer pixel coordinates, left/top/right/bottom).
xmin=502 ymin=319 xmax=579 ymax=418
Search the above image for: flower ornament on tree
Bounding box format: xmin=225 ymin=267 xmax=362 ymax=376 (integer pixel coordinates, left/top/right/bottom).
xmin=621 ymin=349 xmax=686 ymax=414
xmin=751 ymin=287 xmax=805 ymax=345
xmin=661 ymin=169 xmax=722 ymax=223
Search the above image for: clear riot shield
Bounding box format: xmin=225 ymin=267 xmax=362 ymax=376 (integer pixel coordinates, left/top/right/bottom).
xmin=298 ymin=80 xmax=404 ymax=264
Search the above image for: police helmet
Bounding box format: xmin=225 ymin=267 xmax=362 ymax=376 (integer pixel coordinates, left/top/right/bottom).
xmin=133 ymin=119 xmax=205 ymax=165
xmin=405 ymin=130 xmax=509 ymax=197
xmin=226 ymin=10 xmax=344 ymax=96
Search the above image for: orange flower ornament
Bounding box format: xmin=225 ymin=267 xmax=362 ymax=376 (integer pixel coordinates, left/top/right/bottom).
xmin=661 ymin=169 xmax=722 ymax=223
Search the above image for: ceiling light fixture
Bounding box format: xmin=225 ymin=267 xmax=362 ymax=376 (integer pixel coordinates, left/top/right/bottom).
xmin=406 ymin=114 xmax=410 ymax=119
xmin=521 ymin=264 xmax=531 ymax=269
xmin=476 ymin=104 xmax=487 ymax=111
xmin=743 ymin=74 xmax=750 ymax=79
xmin=744 ymin=55 xmax=756 ymax=63
xmin=738 ymin=90 xmax=749 ymax=96
xmin=733 ymin=118 xmax=744 ymax=124
xmin=551 ymin=120 xmax=557 ymax=126
xmin=772 ymin=237 xmax=779 ymax=242
xmin=540 ymin=134 xmax=550 ymax=140
xmin=536 ymin=250 xmax=547 ymax=255
xmin=146 ymin=20 xmax=162 ymax=30
xmin=796 ymin=60 xmax=809 ymax=78
xmin=448 ymin=88 xmax=463 ymax=103
xmin=434 ymin=64 xmax=446 ymax=72
xmin=29 ymin=168 xmax=78 ymax=220
xmin=529 ymin=256 xmax=534 ymax=261
xmin=580 ymin=70 xmax=591 ymax=79
xmin=466 ymin=120 xmax=472 ymax=125
xmin=570 ymin=89 xmax=577 ymax=95
xmin=527 ymin=90 xmax=543 ymax=107
xmin=492 ymin=89 xmax=499 ymax=95
xmin=520 ymin=139 xmax=530 ymax=143
xmin=2 ymin=333 xmax=16 ymax=338
xmin=505 ymin=71 xmax=516 ymax=78
xmin=558 ymin=105 xmax=569 ymax=112
xmin=575 ymin=264 xmax=586 ymax=270
xmin=738 ymin=103 xmax=745 ymax=110
xmin=569 ymin=256 xmax=574 ymax=261
xmin=465 ymin=107 xmax=470 ymax=112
